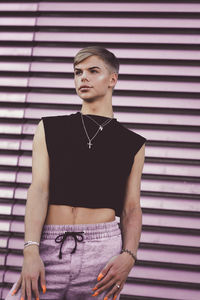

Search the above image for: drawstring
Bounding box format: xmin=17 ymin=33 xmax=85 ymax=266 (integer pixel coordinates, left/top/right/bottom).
xmin=55 ymin=231 xmax=84 ymax=259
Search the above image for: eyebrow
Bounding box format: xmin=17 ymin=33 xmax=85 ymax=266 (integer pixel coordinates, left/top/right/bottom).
xmin=74 ymin=66 xmax=101 ymax=71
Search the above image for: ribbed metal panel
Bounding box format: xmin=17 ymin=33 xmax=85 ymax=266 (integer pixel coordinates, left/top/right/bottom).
xmin=0 ymin=1 xmax=200 ymax=299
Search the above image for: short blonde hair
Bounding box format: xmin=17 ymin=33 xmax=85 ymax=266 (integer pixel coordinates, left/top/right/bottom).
xmin=73 ymin=46 xmax=119 ymax=74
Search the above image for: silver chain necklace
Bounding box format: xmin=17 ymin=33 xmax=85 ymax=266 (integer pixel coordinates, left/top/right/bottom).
xmin=80 ymin=112 xmax=114 ymax=149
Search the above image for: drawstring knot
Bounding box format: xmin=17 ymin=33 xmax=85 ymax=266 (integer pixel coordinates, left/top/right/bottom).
xmin=55 ymin=231 xmax=84 ymax=259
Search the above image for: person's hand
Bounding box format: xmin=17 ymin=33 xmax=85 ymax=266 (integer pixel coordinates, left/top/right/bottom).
xmin=91 ymin=252 xmax=135 ymax=300
xmin=11 ymin=247 xmax=46 ymax=300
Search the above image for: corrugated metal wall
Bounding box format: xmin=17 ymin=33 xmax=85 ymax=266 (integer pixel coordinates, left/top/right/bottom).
xmin=0 ymin=1 xmax=200 ymax=299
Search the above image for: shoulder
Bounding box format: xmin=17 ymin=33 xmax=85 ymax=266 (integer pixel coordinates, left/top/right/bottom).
xmin=115 ymin=121 xmax=147 ymax=144
xmin=41 ymin=112 xmax=74 ymax=121
xmin=115 ymin=121 xmax=147 ymax=158
xmin=40 ymin=112 xmax=76 ymax=125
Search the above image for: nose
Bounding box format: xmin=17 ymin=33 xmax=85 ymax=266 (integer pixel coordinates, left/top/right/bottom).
xmin=81 ymin=71 xmax=89 ymax=82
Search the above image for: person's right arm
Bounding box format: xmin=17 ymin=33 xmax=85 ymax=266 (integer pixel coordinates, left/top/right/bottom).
xmin=12 ymin=119 xmax=50 ymax=300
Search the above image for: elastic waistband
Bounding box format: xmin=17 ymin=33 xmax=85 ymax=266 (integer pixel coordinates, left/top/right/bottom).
xmin=41 ymin=219 xmax=121 ymax=240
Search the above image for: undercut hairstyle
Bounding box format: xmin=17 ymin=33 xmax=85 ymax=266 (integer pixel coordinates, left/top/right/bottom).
xmin=73 ymin=46 xmax=120 ymax=74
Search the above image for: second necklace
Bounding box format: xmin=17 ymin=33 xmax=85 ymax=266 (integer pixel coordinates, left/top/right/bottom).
xmin=80 ymin=113 xmax=114 ymax=149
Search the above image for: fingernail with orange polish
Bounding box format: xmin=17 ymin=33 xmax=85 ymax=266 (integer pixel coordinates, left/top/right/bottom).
xmin=36 ymin=298 xmax=39 ymax=300
xmin=20 ymin=297 xmax=24 ymax=300
xmin=92 ymin=286 xmax=98 ymax=291
xmin=113 ymin=295 xmax=117 ymax=300
xmin=97 ymin=273 xmax=104 ymax=281
xmin=42 ymin=285 xmax=46 ymax=294
xmin=92 ymin=291 xmax=99 ymax=296
xmin=11 ymin=289 xmax=16 ymax=296
xmin=104 ymin=297 xmax=108 ymax=300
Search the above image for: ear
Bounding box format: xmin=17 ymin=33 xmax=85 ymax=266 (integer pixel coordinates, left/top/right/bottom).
xmin=108 ymin=72 xmax=118 ymax=89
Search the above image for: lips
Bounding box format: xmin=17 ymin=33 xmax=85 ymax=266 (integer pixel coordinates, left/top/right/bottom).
xmin=79 ymin=85 xmax=92 ymax=90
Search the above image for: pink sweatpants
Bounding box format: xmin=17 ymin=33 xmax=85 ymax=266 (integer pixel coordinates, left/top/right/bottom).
xmin=5 ymin=219 xmax=122 ymax=300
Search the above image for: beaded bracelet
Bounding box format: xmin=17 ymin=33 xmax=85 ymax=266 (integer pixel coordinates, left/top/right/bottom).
xmin=121 ymin=248 xmax=137 ymax=262
xmin=24 ymin=241 xmax=40 ymax=249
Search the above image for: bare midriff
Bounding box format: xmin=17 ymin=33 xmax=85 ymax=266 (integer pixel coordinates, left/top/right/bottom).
xmin=44 ymin=204 xmax=116 ymax=225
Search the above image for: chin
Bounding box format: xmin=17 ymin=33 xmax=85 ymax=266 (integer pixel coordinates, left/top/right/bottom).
xmin=81 ymin=97 xmax=96 ymax=103
xmin=79 ymin=94 xmax=96 ymax=102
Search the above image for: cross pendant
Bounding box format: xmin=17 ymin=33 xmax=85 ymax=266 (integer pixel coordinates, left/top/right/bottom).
xmin=87 ymin=140 xmax=93 ymax=149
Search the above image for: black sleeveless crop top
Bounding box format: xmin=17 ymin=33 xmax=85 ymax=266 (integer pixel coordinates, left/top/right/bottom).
xmin=41 ymin=111 xmax=147 ymax=217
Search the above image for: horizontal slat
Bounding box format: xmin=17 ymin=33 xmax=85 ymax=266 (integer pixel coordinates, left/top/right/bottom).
xmin=0 ymin=236 xmax=8 ymax=248
xmin=0 ymin=252 xmax=6 ymax=266
xmin=5 ymin=25 xmax=198 ymax=34
xmin=146 ymin=146 xmax=200 ymax=160
xmin=143 ymin=163 xmax=200 ymax=177
xmin=0 ymin=220 xmax=10 ymax=231
xmin=141 ymin=196 xmax=200 ymax=212
xmin=0 ymin=32 xmax=34 ymax=41
xmin=37 ymin=17 xmax=200 ymax=29
xmin=0 ymin=109 xmax=24 ymax=118
xmin=35 ymin=32 xmax=200 ymax=44
xmin=0 ymin=171 xmax=16 ymax=182
xmin=142 ymin=213 xmax=200 ymax=230
xmin=0 ymin=47 xmax=32 ymax=56
xmin=0 ymin=93 xmax=26 ymax=102
xmin=2 ymin=31 xmax=200 ymax=44
xmin=138 ymin=247 xmax=200 ymax=265
xmin=33 ymin=46 xmax=200 ymax=60
xmin=0 ymin=155 xmax=18 ymax=166
xmin=0 ymin=62 xmax=30 ymax=71
xmin=0 ymin=17 xmax=35 ymax=26
xmin=0 ymin=3 xmax=37 ymax=11
xmin=123 ymin=282 xmax=200 ymax=300
xmin=0 ymin=203 xmax=12 ymax=215
xmin=130 ymin=265 xmax=200 ymax=284
xmin=0 ymin=77 xmax=28 ymax=86
xmin=142 ymin=179 xmax=200 ymax=194
xmin=0 ymin=187 xmax=14 ymax=198
xmin=5 ymin=253 xmax=23 ymax=268
xmin=39 ymin=3 xmax=200 ymax=13
xmin=136 ymin=129 xmax=200 ymax=143
xmin=0 ymin=139 xmax=21 ymax=151
xmin=141 ymin=230 xmax=200 ymax=247
xmin=0 ymin=124 xmax=22 ymax=134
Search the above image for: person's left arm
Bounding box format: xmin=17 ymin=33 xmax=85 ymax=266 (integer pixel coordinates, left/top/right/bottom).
xmin=91 ymin=143 xmax=145 ymax=300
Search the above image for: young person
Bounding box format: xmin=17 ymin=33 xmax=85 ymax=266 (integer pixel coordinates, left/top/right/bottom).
xmin=5 ymin=46 xmax=146 ymax=300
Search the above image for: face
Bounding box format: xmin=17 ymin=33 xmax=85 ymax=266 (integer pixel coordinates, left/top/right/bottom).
xmin=74 ymin=55 xmax=117 ymax=102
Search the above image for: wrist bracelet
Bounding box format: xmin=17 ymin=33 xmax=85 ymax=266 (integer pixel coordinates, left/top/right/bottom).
xmin=121 ymin=248 xmax=137 ymax=262
xmin=24 ymin=241 xmax=40 ymax=249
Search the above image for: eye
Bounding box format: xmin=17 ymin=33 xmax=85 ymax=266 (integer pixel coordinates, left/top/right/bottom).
xmin=91 ymin=69 xmax=98 ymax=73
xmin=74 ymin=70 xmax=81 ymax=75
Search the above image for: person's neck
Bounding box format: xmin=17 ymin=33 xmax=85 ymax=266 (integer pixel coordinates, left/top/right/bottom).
xmin=81 ymin=105 xmax=114 ymax=119
xmin=81 ymin=110 xmax=114 ymax=118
